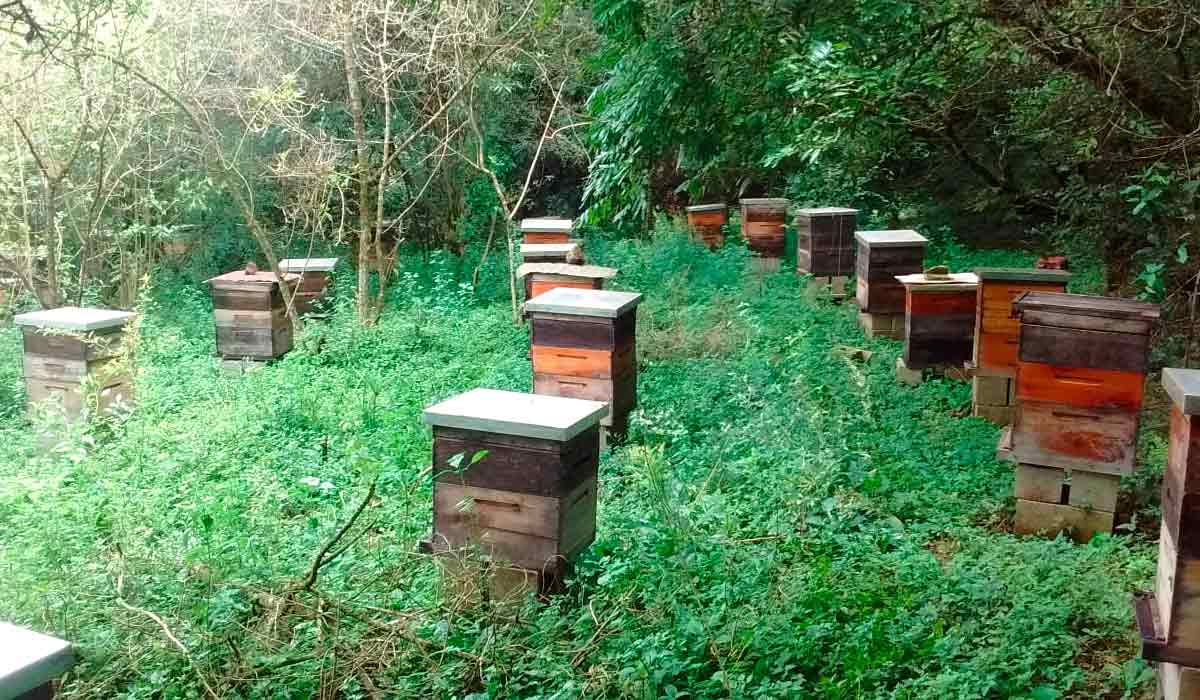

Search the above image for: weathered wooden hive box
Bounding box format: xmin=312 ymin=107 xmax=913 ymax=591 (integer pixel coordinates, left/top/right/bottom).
xmin=423 ymin=388 xmax=606 ymax=596
xmin=520 ymin=217 xmax=574 ymax=244
xmin=208 ymin=263 xmax=299 ymax=361
xmin=520 ymin=242 xmax=583 ymax=265
xmin=739 ymin=198 xmax=789 ymax=259
xmin=855 ymin=230 xmax=927 ymax=338
xmin=14 ymin=306 xmax=136 ymax=417
xmin=277 ymin=257 xmax=339 ymax=314
xmin=1135 ymin=369 xmax=1200 ymax=697
xmin=796 ymin=207 xmax=857 ymax=278
xmin=685 ymin=204 xmax=726 ymax=249
xmin=526 ymin=287 xmax=642 ymax=436
xmin=971 ymin=268 xmax=1071 ymax=424
xmin=0 ymin=622 xmax=77 ymax=699
xmin=896 ymin=272 xmax=978 ymax=370
xmin=518 ymin=263 xmax=617 ymax=302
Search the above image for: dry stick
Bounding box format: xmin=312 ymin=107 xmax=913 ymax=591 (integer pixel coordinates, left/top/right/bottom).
xmin=298 ymin=481 xmax=377 ymax=592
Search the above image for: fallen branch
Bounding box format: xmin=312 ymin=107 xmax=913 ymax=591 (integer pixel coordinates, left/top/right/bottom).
xmin=297 ymin=481 xmax=378 ymax=592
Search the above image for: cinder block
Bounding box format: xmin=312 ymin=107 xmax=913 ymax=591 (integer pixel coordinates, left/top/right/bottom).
xmin=896 ymin=357 xmax=922 ymax=386
xmin=974 ymin=402 xmax=1015 ymax=425
xmin=1014 ymin=499 xmax=1114 ymax=542
xmin=974 ymin=374 xmax=1013 ymax=407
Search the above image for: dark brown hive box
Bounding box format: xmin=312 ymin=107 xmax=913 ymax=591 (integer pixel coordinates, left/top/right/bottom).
xmin=277 ymin=258 xmax=339 ymax=314
xmin=739 ymin=198 xmax=789 ymax=258
xmin=518 ymin=263 xmax=617 ymax=303
xmin=896 ymin=272 xmax=978 ymax=370
xmin=854 ymin=230 xmax=927 ymax=314
xmin=208 ymin=263 xmax=299 ymax=361
xmin=685 ymin=204 xmax=726 ymax=249
xmin=796 ymin=207 xmax=857 ymax=278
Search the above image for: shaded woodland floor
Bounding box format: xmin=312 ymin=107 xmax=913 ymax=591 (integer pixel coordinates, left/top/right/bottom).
xmin=0 ymin=227 xmax=1162 ymax=698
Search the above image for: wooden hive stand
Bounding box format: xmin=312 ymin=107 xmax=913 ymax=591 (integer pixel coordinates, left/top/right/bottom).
xmin=517 ymin=263 xmax=618 ymax=304
xmin=895 ymin=271 xmax=978 ymax=383
xmin=520 ymin=217 xmax=574 ymax=244
xmin=796 ymin=207 xmax=858 ymax=300
xmin=14 ymin=306 xmax=136 ymax=419
xmin=1136 ymin=369 xmax=1200 ymax=698
xmin=526 ymin=287 xmax=642 ymax=438
xmin=0 ymin=622 xmax=77 ymax=699
xmin=208 ymin=262 xmax=299 ymax=363
xmin=971 ymin=268 xmax=1071 ymax=425
xmin=739 ymin=198 xmax=789 ymax=272
xmin=422 ymin=388 xmax=607 ymax=603
xmin=685 ymin=203 xmax=727 ymax=249
xmin=519 ymin=242 xmax=583 ymax=266
xmin=854 ymin=230 xmax=928 ymax=339
xmin=277 ymin=257 xmax=339 ymax=315
xmin=1008 ymin=291 xmax=1159 ymax=541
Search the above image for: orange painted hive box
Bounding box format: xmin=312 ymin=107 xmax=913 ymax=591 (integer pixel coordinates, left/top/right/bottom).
xmin=518 ymin=263 xmax=617 ymax=302
xmin=520 ymin=217 xmax=574 ymax=244
xmin=973 ymin=268 xmax=1071 ymax=377
xmin=685 ymin=204 xmax=726 ymax=249
xmin=739 ymin=198 xmax=789 ymax=258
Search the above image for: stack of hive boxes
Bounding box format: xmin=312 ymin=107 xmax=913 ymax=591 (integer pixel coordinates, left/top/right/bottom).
xmin=855 ymin=230 xmax=927 ymax=339
xmin=277 ymin=258 xmax=339 ymax=314
xmin=685 ymin=204 xmax=727 ymax=249
xmin=517 ymin=263 xmax=617 ymax=303
xmin=14 ymin=307 xmax=136 ymax=418
xmin=208 ymin=262 xmax=298 ymax=362
xmin=894 ymin=272 xmax=978 ymax=382
xmin=796 ymin=207 xmax=857 ymax=298
xmin=739 ymin=198 xmax=789 ymax=272
xmin=423 ymin=388 xmax=606 ymax=599
xmin=971 ymin=268 xmax=1071 ymax=424
xmin=1136 ymin=369 xmax=1200 ymax=699
xmin=526 ymin=288 xmax=642 ymax=437
xmin=1006 ymin=291 xmax=1159 ymax=540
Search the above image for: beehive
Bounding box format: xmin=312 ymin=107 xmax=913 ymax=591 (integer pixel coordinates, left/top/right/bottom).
xmin=208 ymin=263 xmax=298 ymax=361
xmin=685 ymin=204 xmax=726 ymax=249
xmin=855 ymin=230 xmax=927 ymax=338
xmin=739 ymin=198 xmax=789 ymax=259
xmin=520 ymin=242 xmax=583 ymax=265
xmin=423 ymin=388 xmax=606 ymax=596
xmin=526 ymin=288 xmax=642 ymax=437
xmin=971 ymin=268 xmax=1071 ymax=424
xmin=1135 ymin=369 xmax=1200 ymax=692
xmin=277 ymin=257 xmax=339 ymax=314
xmin=0 ymin=622 xmax=76 ymax=699
xmin=520 ymin=218 xmax=573 ymax=244
xmin=796 ymin=207 xmax=857 ymax=278
xmin=14 ymin=306 xmax=136 ymax=418
xmin=896 ymin=272 xmax=978 ymax=371
xmin=517 ymin=263 xmax=617 ymax=302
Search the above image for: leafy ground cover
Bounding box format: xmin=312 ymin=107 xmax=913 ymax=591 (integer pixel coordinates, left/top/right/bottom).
xmin=0 ymin=225 xmax=1160 ymax=699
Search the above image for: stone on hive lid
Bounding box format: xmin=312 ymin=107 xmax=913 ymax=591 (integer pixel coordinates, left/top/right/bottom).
xmin=423 ymin=388 xmax=606 ymax=442
xmin=685 ymin=203 xmax=726 ymax=213
xmin=0 ymin=623 xmax=76 ymax=698
xmin=14 ymin=306 xmax=135 ymax=332
xmin=520 ymin=218 xmax=573 ymax=233
xmin=895 ymin=272 xmax=979 ymax=290
xmin=516 ymin=263 xmax=617 ymax=280
xmin=524 ymin=287 xmax=642 ymax=318
xmin=1164 ymin=368 xmax=1200 ymax=416
xmin=796 ymin=207 xmax=858 ymax=217
xmin=519 ymin=243 xmax=581 ymax=260
xmin=855 ymin=230 xmax=928 ymax=247
xmin=278 ymin=258 xmax=340 ymax=273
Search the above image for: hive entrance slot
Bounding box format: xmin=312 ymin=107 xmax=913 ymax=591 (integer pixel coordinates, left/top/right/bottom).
xmin=1060 ymin=482 xmax=1071 ymax=505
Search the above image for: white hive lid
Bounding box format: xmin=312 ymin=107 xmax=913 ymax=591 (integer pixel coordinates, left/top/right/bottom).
xmin=520 ymin=243 xmax=581 ymax=260
xmin=524 ymin=287 xmax=642 ymax=318
xmin=520 ymin=218 xmax=573 ymax=234
xmin=895 ymin=272 xmax=979 ymax=289
xmin=1164 ymin=368 xmax=1200 ymax=416
xmin=796 ymin=207 xmax=858 ymax=217
xmin=855 ymin=229 xmax=928 ymax=247
xmin=0 ymin=623 xmax=76 ymax=698
xmin=278 ymin=258 xmax=340 ymax=273
xmin=516 ymin=263 xmax=617 ymax=280
xmin=423 ymin=388 xmax=606 ymax=441
xmin=14 ymin=306 xmax=135 ymax=332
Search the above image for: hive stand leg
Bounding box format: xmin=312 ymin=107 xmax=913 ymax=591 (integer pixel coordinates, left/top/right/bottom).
xmin=747 ymin=257 xmax=782 ymax=274
xmin=220 ymin=358 xmax=267 ymax=375
xmin=895 ymin=357 xmax=923 ymax=386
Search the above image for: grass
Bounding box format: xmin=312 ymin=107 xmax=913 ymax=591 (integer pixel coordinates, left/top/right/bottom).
xmin=0 ymin=223 xmax=1158 ymax=699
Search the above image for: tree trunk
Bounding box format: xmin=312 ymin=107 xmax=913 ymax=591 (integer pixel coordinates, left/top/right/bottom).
xmin=342 ymin=0 xmax=373 ymax=325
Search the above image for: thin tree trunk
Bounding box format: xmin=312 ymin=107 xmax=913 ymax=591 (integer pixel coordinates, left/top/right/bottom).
xmin=342 ymin=0 xmax=372 ymax=324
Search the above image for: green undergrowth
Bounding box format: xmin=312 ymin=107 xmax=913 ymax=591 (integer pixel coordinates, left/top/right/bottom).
xmin=0 ymin=226 xmax=1156 ymax=699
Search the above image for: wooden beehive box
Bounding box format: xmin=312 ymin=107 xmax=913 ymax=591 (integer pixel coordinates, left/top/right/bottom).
xmin=0 ymin=622 xmax=77 ymax=699
xmin=685 ymin=204 xmax=726 ymax=249
xmin=895 ymin=272 xmax=978 ymax=370
xmin=526 ymin=288 xmax=642 ymax=436
xmin=518 ymin=263 xmax=617 ymax=302
xmin=739 ymin=198 xmax=789 ymax=259
xmin=208 ymin=263 xmax=298 ymax=361
xmin=1135 ymin=369 xmax=1200 ymax=687
xmin=14 ymin=306 xmax=136 ymax=418
xmin=520 ymin=242 xmax=583 ymax=265
xmin=854 ymin=230 xmax=927 ymax=314
xmin=1010 ymin=292 xmax=1159 ymax=475
xmin=796 ymin=207 xmax=857 ymax=277
xmin=423 ymin=388 xmax=606 ymax=585
xmin=520 ymin=218 xmax=574 ymax=244
xmin=277 ymin=257 xmax=339 ymax=314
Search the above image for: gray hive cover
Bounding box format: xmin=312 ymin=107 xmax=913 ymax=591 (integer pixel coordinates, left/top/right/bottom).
xmin=524 ymin=287 xmax=642 ymax=318
xmin=520 ymin=243 xmax=581 ymax=260
xmin=0 ymin=623 xmax=76 ymax=698
xmin=739 ymin=198 xmax=789 ymax=210
xmin=976 ymin=267 xmax=1071 ymax=284
xmin=855 ymin=230 xmax=928 ymax=247
xmin=796 ymin=207 xmax=858 ymax=217
xmin=520 ymin=218 xmax=573 ymax=233
xmin=14 ymin=306 xmax=135 ymax=332
xmin=1164 ymin=368 xmax=1200 ymax=416
xmin=278 ymin=258 xmax=340 ymax=273
xmin=685 ymin=203 xmax=726 ymax=213
xmin=516 ymin=263 xmax=617 ymax=279
xmin=423 ymin=388 xmax=606 ymax=441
